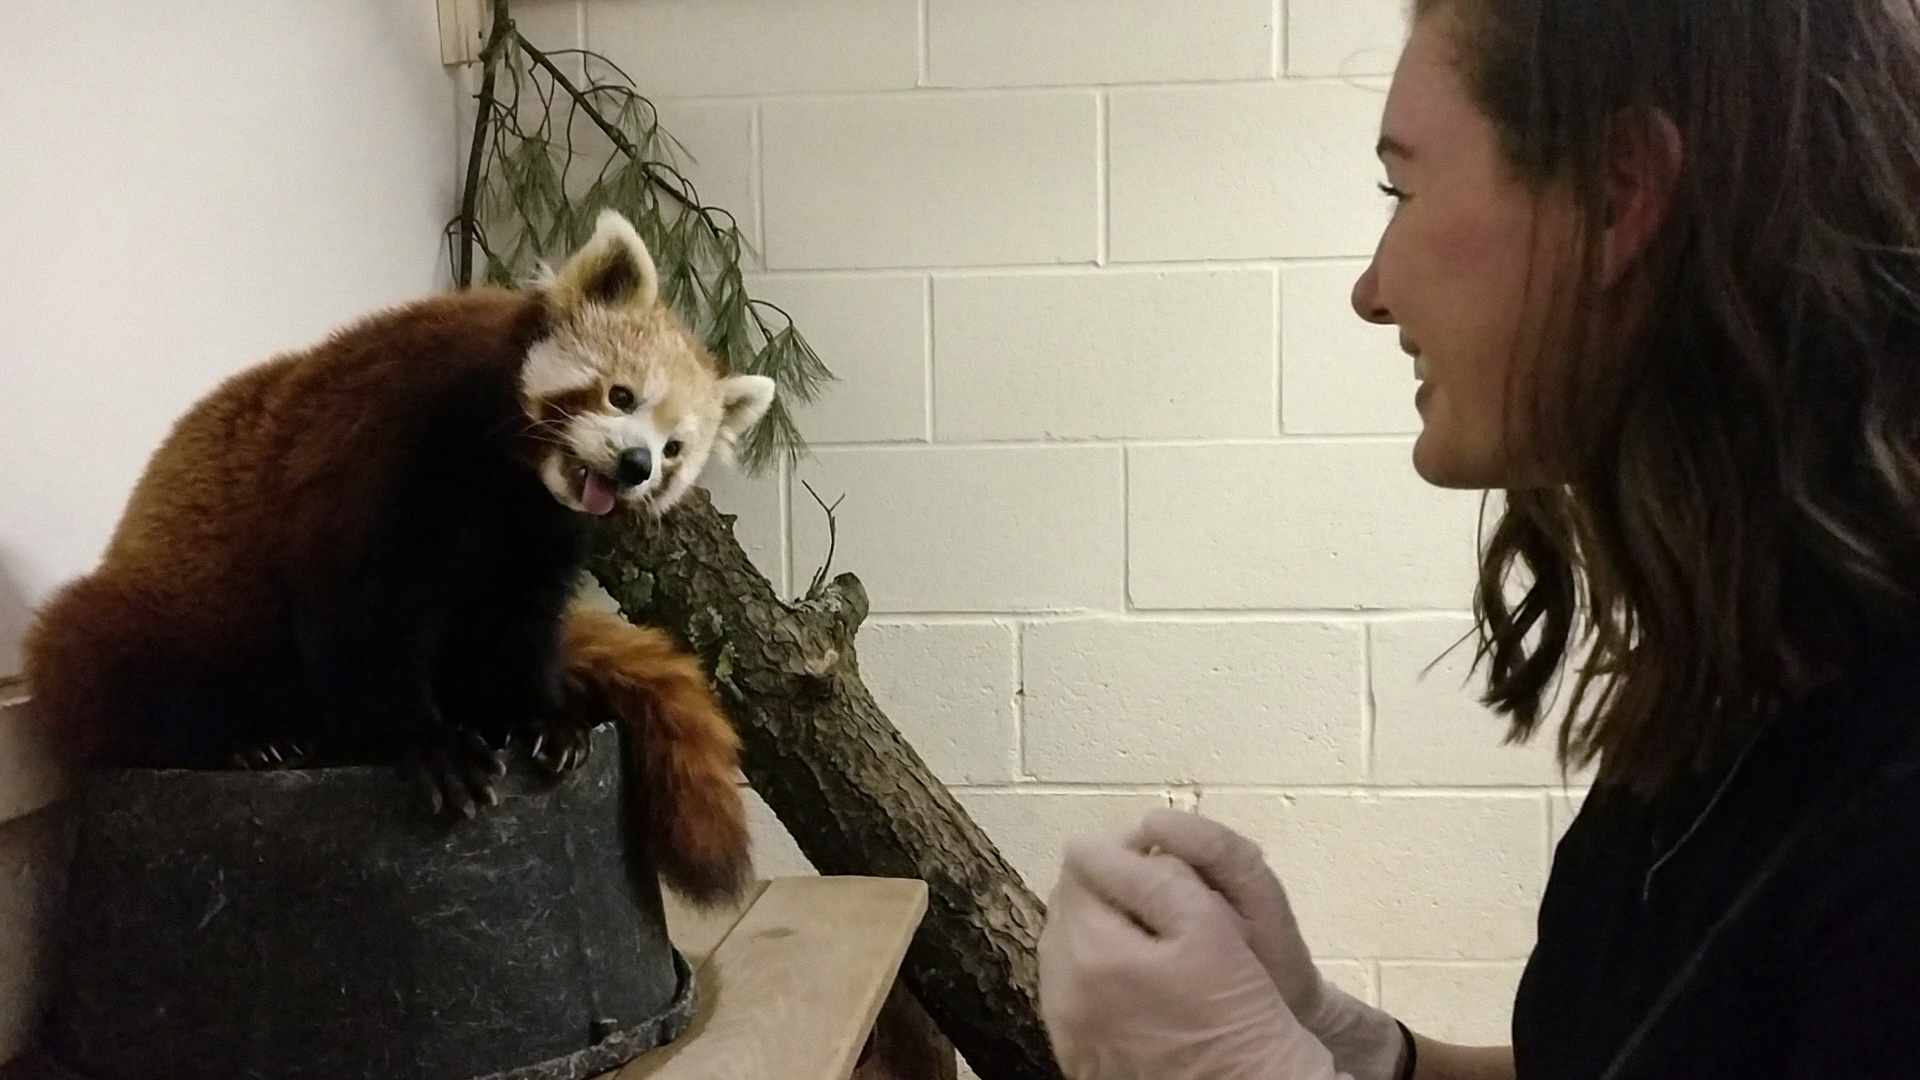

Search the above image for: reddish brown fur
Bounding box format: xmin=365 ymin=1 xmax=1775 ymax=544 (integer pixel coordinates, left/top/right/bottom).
xmin=25 ymin=288 xmax=552 ymax=767
xmin=562 ymin=607 xmax=752 ymax=905
xmin=23 ymin=281 xmax=753 ymax=903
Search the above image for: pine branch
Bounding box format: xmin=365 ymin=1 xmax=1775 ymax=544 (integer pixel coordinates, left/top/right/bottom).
xmin=445 ymin=0 xmax=832 ymax=472
xmin=510 ymin=31 xmax=703 ymax=221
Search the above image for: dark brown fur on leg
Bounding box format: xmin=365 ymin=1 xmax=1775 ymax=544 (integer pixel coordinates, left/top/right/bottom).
xmin=561 ymin=606 xmax=752 ymax=905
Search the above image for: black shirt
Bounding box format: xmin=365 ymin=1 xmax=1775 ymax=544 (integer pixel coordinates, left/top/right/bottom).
xmin=1512 ymin=653 xmax=1920 ymax=1079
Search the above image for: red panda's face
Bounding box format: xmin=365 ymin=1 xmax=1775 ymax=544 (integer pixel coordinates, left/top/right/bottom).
xmin=517 ymin=211 xmax=775 ymax=517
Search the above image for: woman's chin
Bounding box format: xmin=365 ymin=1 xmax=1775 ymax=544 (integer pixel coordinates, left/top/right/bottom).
xmin=1411 ymin=426 xmax=1500 ymax=490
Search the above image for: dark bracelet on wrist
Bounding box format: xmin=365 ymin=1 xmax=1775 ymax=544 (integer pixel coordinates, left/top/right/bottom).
xmin=1394 ymin=1020 xmax=1418 ymax=1080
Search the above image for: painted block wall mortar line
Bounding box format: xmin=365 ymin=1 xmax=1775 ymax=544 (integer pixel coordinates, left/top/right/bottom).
xmin=777 ymin=455 xmax=794 ymax=599
xmin=634 ymin=73 xmax=1387 ymax=104
xmin=1362 ymin=622 xmax=1378 ymax=780
xmin=1276 ymin=0 xmax=1289 ymax=77
xmin=1273 ymin=265 xmax=1286 ymax=435
xmin=750 ymin=103 xmax=767 ymax=267
xmin=728 ymin=255 xmax=1379 ymax=279
xmin=1541 ymin=789 xmax=1556 ymax=887
xmin=1097 ymin=90 xmax=1111 ymax=267
xmin=917 ymin=0 xmax=930 ymax=87
xmin=923 ymin=275 xmax=937 ymax=442
xmin=1121 ymin=444 xmax=1134 ymax=612
xmin=1013 ymin=620 xmax=1034 ymax=782
xmin=863 ymin=610 xmax=1475 ymax=625
xmin=794 ymin=435 xmax=1425 ymax=452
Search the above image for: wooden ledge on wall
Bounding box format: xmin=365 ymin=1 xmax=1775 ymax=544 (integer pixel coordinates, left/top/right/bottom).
xmin=635 ymin=876 xmax=950 ymax=1080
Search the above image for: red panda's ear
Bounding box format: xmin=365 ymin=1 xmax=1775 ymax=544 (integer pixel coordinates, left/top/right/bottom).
xmin=547 ymin=210 xmax=660 ymax=321
xmin=717 ymin=375 xmax=776 ymax=442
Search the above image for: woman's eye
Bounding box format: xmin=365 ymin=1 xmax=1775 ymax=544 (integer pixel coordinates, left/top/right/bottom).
xmin=608 ymin=386 xmax=637 ymax=412
xmin=663 ymin=440 xmax=683 ymax=458
xmin=1378 ymin=181 xmax=1410 ymax=202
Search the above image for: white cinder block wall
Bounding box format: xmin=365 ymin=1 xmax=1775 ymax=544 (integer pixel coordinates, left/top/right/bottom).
xmin=521 ymin=0 xmax=1589 ymax=1051
xmin=0 ymin=0 xmax=1590 ymax=1064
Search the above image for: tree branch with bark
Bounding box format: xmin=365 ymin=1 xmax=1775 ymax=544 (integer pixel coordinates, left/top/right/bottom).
xmin=586 ymin=494 xmax=1059 ymax=1080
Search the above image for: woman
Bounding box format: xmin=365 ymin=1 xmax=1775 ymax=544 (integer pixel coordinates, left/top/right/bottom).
xmin=1038 ymin=1 xmax=1920 ymax=1078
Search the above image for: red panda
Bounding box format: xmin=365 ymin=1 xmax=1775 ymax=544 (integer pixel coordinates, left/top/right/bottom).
xmin=21 ymin=210 xmax=766 ymax=905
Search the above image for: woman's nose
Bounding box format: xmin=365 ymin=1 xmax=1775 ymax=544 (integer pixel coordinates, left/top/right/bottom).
xmin=1351 ymin=260 xmax=1393 ymax=325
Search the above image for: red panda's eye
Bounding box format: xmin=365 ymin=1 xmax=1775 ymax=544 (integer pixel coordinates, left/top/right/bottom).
xmin=608 ymin=385 xmax=637 ymax=412
xmin=663 ymin=440 xmax=683 ymax=458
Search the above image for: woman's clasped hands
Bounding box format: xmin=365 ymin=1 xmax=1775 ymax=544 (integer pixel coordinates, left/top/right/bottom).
xmin=1038 ymin=809 xmax=1408 ymax=1080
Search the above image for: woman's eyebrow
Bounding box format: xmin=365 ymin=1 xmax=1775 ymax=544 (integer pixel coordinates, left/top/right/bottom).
xmin=1377 ymin=134 xmax=1415 ymax=161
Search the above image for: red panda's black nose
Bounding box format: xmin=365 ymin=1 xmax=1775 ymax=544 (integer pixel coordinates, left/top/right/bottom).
xmin=615 ymin=447 xmax=654 ymax=488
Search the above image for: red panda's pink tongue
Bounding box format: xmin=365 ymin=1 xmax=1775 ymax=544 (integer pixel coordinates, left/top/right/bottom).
xmin=582 ymin=471 xmax=618 ymax=516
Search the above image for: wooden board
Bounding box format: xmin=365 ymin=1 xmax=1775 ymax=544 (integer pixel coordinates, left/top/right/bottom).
xmin=615 ymin=876 xmax=929 ymax=1080
xmin=659 ymin=880 xmax=768 ymax=971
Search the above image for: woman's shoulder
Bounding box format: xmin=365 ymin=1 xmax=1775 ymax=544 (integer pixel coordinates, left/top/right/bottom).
xmin=1776 ymin=668 xmax=1920 ymax=1077
xmin=1787 ymin=652 xmax=1920 ymax=897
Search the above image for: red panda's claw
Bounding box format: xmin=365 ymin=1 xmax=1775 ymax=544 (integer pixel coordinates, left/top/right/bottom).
xmin=470 ymin=730 xmax=508 ymax=778
xmin=528 ymin=724 xmax=594 ymax=777
xmin=228 ymin=740 xmax=313 ymax=771
xmin=405 ymin=730 xmax=505 ymax=820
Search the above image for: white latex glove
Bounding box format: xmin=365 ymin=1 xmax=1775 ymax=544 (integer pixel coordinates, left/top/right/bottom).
xmin=1129 ymin=808 xmax=1408 ymax=1080
xmin=1038 ymin=831 xmax=1350 ymax=1080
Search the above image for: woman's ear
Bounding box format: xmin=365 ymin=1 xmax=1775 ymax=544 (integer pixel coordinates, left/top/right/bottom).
xmin=1602 ymin=107 xmax=1684 ymax=284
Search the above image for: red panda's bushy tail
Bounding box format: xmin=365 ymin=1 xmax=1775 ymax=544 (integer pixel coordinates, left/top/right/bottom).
xmin=22 ymin=572 xmax=173 ymax=768
xmin=560 ymin=606 xmax=753 ymax=906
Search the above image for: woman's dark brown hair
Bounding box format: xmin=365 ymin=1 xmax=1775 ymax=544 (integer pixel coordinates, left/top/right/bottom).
xmin=1426 ymin=0 xmax=1920 ymax=790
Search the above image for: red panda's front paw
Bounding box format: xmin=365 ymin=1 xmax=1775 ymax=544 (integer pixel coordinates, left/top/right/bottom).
xmin=405 ymin=729 xmax=507 ymax=819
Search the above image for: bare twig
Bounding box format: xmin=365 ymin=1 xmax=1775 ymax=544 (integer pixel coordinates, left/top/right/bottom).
xmin=801 ymin=481 xmax=847 ymax=601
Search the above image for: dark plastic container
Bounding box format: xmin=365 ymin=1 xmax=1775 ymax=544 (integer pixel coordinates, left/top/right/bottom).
xmin=31 ymin=723 xmax=693 ymax=1080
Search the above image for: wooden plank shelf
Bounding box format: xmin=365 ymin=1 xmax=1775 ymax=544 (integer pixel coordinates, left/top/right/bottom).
xmin=630 ymin=876 xmax=931 ymax=1080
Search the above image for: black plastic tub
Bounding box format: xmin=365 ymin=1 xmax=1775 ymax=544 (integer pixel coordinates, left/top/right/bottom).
xmin=27 ymin=723 xmax=693 ymax=1080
